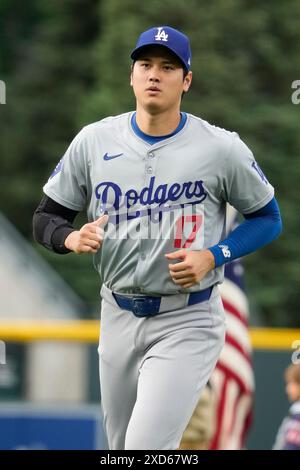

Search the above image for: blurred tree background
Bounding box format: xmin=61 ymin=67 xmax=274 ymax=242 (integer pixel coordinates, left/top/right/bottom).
xmin=0 ymin=0 xmax=299 ymax=324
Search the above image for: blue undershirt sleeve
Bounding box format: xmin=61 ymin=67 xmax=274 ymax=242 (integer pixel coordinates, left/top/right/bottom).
xmin=208 ymin=197 xmax=282 ymax=268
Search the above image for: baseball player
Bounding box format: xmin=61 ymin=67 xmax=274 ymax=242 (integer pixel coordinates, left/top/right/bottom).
xmin=33 ymin=26 xmax=282 ymax=450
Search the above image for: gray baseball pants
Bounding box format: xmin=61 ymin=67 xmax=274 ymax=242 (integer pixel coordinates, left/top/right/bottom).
xmin=98 ymin=284 xmax=226 ymax=450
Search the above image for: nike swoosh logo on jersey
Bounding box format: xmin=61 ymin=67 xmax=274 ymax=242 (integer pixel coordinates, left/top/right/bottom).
xmin=103 ymin=152 xmax=124 ymax=161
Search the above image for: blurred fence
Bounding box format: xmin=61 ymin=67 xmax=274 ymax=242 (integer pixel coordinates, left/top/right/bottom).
xmin=0 ymin=322 xmax=299 ymax=449
xmin=0 ymin=320 xmax=299 ymax=348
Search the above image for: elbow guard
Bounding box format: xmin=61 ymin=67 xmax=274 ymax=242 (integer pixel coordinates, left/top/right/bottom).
xmin=33 ymin=211 xmax=75 ymax=254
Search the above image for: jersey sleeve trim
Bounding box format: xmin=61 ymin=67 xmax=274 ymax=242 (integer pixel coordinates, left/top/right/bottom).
xmin=240 ymin=190 xmax=275 ymax=215
xmin=43 ymin=188 xmax=85 ymax=211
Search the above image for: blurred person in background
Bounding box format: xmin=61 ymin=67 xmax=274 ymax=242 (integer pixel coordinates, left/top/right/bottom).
xmin=273 ymin=363 xmax=300 ymax=450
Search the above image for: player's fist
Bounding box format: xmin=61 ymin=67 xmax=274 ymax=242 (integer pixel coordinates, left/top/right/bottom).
xmin=165 ymin=249 xmax=215 ymax=289
xmin=64 ymin=214 xmax=109 ymax=254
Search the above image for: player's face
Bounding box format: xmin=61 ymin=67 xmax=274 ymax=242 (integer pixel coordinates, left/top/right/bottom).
xmin=130 ymin=46 xmax=192 ymax=114
xmin=285 ymin=380 xmax=300 ymax=402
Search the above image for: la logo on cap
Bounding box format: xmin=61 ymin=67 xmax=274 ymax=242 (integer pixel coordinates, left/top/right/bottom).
xmin=155 ymin=27 xmax=168 ymax=42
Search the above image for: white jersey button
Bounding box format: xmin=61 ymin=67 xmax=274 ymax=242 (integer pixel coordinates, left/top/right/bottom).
xmin=149 ymin=152 xmax=155 ymax=158
xmin=147 ymin=167 xmax=153 ymax=174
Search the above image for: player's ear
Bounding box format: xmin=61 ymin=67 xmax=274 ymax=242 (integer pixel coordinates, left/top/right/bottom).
xmin=183 ymin=71 xmax=192 ymax=93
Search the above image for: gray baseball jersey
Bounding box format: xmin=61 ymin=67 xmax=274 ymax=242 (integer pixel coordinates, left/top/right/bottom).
xmin=43 ymin=111 xmax=274 ymax=295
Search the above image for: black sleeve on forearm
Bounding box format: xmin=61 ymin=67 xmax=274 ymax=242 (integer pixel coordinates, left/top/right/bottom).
xmin=32 ymin=195 xmax=79 ymax=254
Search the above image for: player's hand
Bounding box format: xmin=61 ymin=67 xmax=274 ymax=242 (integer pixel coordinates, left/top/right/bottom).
xmin=64 ymin=214 xmax=109 ymax=254
xmin=165 ymin=249 xmax=215 ymax=289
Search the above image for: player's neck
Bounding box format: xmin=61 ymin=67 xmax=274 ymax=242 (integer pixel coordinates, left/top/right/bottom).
xmin=135 ymin=106 xmax=181 ymax=136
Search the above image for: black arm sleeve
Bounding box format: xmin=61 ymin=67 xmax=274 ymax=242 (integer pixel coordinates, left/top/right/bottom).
xmin=32 ymin=195 xmax=79 ymax=254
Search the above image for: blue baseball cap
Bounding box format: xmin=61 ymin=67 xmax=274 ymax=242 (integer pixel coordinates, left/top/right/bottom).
xmin=131 ymin=26 xmax=191 ymax=71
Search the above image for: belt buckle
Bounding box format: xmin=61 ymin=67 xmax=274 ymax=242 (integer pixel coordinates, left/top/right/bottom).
xmin=132 ymin=297 xmax=147 ymax=317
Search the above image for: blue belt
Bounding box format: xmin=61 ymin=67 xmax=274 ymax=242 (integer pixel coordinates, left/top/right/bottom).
xmin=112 ymin=286 xmax=213 ymax=318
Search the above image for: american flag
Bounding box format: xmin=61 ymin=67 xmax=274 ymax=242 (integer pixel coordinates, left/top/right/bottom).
xmin=209 ymin=207 xmax=254 ymax=450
